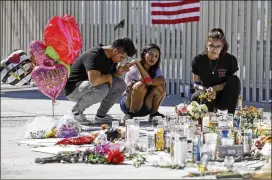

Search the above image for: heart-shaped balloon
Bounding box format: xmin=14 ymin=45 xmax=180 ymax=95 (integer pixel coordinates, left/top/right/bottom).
xmin=44 ymin=14 xmax=82 ymax=65
xmin=31 ymin=64 xmax=68 ymax=101
xmin=29 ymin=40 xmax=56 ymax=67
xmin=8 ymin=53 xmax=21 ymax=64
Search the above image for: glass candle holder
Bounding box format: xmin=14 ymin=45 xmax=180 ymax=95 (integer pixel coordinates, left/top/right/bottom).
xmin=224 ymin=156 xmax=234 ymax=170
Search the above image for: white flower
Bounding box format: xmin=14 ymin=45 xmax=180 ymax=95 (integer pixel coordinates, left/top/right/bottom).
xmin=191 ymin=101 xmax=199 ymax=107
xmin=187 ymin=105 xmax=193 ymax=112
xmin=191 ymin=106 xmax=198 ymax=112
xmin=200 ymin=104 xmax=208 ymax=112
xmin=194 ymin=112 xmax=200 ymax=119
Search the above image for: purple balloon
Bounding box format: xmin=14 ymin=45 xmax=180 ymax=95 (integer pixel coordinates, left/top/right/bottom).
xmin=29 ymin=40 xmax=55 ymax=67
xmin=31 ymin=64 xmax=68 ymax=101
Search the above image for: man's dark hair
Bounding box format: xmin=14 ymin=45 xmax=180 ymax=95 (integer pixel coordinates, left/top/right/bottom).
xmin=111 ymin=37 xmax=136 ymax=57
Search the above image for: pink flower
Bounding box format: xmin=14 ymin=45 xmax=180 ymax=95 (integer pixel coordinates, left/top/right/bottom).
xmin=180 ymin=106 xmax=188 ymax=114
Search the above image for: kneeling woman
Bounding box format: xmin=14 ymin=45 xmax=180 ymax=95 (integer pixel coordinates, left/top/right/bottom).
xmin=120 ymin=43 xmax=166 ymax=121
xmin=191 ymin=28 xmax=241 ymax=114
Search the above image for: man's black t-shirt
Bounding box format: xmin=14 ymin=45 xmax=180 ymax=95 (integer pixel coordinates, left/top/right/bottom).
xmin=64 ymin=44 xmax=117 ymax=96
xmin=191 ymin=53 xmax=239 ymax=88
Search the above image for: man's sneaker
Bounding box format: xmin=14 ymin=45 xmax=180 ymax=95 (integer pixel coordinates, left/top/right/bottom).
xmin=148 ymin=111 xmax=165 ymax=122
xmin=74 ymin=114 xmax=93 ymax=125
xmin=94 ymin=114 xmax=115 ymax=123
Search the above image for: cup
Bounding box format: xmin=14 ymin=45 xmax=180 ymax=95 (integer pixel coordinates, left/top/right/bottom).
xmin=204 ymin=133 xmax=218 ymax=144
xmin=224 ymin=156 xmax=234 ymax=170
xmin=178 ymin=116 xmax=187 ymax=125
xmin=204 ymin=133 xmax=218 ymax=160
xmin=125 ymin=119 xmax=134 ymax=141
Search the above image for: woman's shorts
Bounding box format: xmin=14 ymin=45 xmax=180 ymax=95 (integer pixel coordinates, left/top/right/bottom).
xmin=120 ymin=95 xmax=151 ymax=117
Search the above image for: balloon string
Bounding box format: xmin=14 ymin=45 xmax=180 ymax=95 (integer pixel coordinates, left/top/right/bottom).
xmin=52 ymin=100 xmax=55 ymax=119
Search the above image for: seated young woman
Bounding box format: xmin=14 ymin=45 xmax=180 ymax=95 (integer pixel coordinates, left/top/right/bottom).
xmin=191 ymin=28 xmax=241 ymax=115
xmin=120 ymin=43 xmax=166 ymax=122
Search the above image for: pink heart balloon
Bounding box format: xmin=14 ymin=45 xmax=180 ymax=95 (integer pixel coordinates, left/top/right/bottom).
xmin=29 ymin=40 xmax=55 ymax=67
xmin=31 ymin=64 xmax=68 ymax=101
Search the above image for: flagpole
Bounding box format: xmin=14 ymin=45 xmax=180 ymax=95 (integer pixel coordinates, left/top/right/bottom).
xmin=126 ymin=0 xmax=129 ymax=37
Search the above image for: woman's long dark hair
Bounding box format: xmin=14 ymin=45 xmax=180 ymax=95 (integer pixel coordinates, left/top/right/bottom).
xmin=140 ymin=43 xmax=161 ymax=78
xmin=203 ymin=28 xmax=229 ymax=57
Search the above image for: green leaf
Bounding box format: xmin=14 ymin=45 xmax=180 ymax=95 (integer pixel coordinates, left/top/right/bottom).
xmin=45 ymin=46 xmax=59 ymax=61
xmin=97 ymin=156 xmax=106 ymax=163
xmin=58 ymin=60 xmax=71 ymax=77
xmin=87 ymin=154 xmax=94 ymax=161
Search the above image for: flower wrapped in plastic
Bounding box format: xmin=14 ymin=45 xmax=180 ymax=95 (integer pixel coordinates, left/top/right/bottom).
xmin=198 ymin=91 xmax=216 ymax=103
xmin=105 ymin=149 xmax=125 ymax=164
xmin=56 ymin=124 xmax=79 ymax=138
xmin=236 ymin=106 xmax=263 ymax=124
xmin=187 ymin=101 xmax=208 ymax=121
xmin=87 ymin=142 xmax=125 ymax=165
xmin=175 ymin=103 xmax=188 ymax=116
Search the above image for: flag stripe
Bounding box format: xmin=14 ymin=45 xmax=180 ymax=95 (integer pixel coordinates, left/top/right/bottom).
xmin=151 ymin=0 xmax=200 ymax=7
xmin=152 ymin=7 xmax=199 ymax=16
xmin=151 ymin=3 xmax=200 ymax=12
xmin=151 ymin=0 xmax=200 ymax=24
xmin=152 ymin=16 xmax=199 ymax=24
xmin=152 ymin=12 xmax=200 ymax=20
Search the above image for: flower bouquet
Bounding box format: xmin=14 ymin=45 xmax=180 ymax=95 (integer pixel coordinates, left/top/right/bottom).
xmin=198 ymin=91 xmax=216 ymax=103
xmin=175 ymin=100 xmax=209 ymax=120
xmin=175 ymin=101 xmax=208 ymax=132
xmin=175 ymin=102 xmax=189 ymax=116
xmin=87 ymin=142 xmax=125 ymax=164
xmin=175 ymin=101 xmax=208 ymax=122
xmin=35 ymin=142 xmax=125 ymax=165
xmin=236 ymin=106 xmax=263 ymax=128
xmin=186 ymin=101 xmax=208 ymax=121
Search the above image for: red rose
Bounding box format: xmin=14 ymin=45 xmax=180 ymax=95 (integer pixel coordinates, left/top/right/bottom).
xmin=106 ymin=150 xmax=125 ymax=164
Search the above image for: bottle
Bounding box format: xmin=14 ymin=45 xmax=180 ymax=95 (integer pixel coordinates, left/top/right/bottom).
xmin=193 ymin=134 xmax=201 ymax=163
xmin=234 ymin=131 xmax=240 ymax=145
xmin=147 ymin=128 xmax=155 ymax=153
xmin=243 ymin=129 xmax=252 ymax=153
xmin=163 ymin=122 xmax=170 ymax=153
xmin=164 ymin=133 xmax=171 ymax=153
xmin=187 ymin=139 xmax=193 ymax=163
xmin=170 ymin=136 xmax=175 ymax=165
xmin=155 ymin=126 xmax=164 ymax=151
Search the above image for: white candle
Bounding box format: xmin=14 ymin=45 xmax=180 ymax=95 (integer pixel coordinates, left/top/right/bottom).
xmin=174 ymin=134 xmax=180 ymax=165
xmin=132 ymin=125 xmax=139 ymax=142
xmin=202 ymin=116 xmax=210 ymax=130
xmin=128 ymin=125 xmax=139 ymax=142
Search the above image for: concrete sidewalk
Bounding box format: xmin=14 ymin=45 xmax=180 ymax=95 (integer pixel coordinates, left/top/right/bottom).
xmin=0 ymin=84 xmax=271 ymax=179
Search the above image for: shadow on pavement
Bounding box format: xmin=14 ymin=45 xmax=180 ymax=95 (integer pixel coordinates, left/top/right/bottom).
xmin=1 ymin=89 xmax=68 ymax=100
xmin=1 ymin=88 xmax=271 ymax=111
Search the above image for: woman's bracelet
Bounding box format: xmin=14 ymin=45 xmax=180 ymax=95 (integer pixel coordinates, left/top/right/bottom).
xmin=143 ymin=77 xmax=152 ymax=83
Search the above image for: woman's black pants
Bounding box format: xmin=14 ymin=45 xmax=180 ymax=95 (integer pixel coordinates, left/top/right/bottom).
xmin=191 ymin=75 xmax=241 ymax=114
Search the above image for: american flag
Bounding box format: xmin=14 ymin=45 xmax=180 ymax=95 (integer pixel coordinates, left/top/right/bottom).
xmin=151 ymin=0 xmax=200 ymax=24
